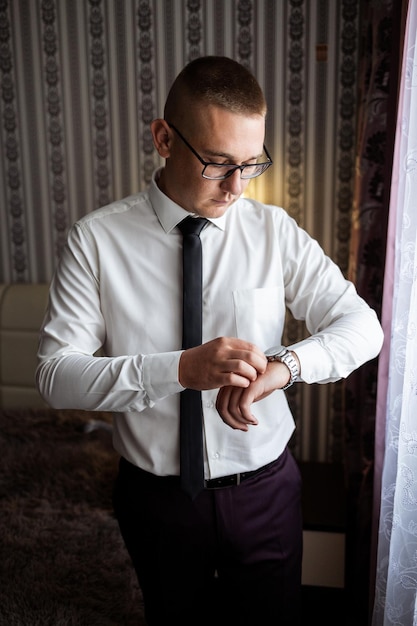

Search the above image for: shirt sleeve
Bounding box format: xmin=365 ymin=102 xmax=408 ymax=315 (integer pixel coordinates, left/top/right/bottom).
xmin=278 ymin=212 xmax=384 ymax=383
xmin=36 ymin=222 xmax=184 ymax=411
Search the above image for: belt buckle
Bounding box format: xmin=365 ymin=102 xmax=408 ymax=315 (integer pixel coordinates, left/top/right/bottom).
xmin=205 ymin=472 xmax=241 ymax=489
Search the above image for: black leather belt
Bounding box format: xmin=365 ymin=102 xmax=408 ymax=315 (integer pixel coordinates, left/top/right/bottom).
xmin=119 ymin=456 xmax=279 ymax=491
xmin=204 ymin=458 xmax=277 ymax=490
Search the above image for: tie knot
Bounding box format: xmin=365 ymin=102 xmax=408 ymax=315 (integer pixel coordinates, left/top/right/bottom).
xmin=178 ymin=216 xmax=208 ymax=237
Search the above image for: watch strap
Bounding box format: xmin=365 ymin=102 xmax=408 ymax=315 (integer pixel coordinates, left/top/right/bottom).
xmin=279 ymin=349 xmax=299 ymax=390
xmin=265 ymin=347 xmax=299 ymax=390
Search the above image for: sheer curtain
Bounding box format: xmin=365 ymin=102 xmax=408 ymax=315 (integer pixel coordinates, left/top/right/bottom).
xmin=372 ymin=0 xmax=417 ymax=623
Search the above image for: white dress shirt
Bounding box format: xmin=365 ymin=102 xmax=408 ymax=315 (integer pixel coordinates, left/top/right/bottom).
xmin=36 ymin=169 xmax=384 ymax=479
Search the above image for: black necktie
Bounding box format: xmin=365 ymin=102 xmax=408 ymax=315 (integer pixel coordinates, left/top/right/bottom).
xmin=177 ymin=216 xmax=207 ymax=499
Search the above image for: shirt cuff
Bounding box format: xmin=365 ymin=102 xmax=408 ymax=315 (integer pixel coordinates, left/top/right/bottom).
xmin=289 ymin=338 xmax=342 ymax=384
xmin=142 ymin=350 xmax=184 ymax=402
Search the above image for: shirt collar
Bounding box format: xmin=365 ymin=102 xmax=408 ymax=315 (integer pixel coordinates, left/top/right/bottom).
xmin=149 ymin=168 xmax=227 ymax=233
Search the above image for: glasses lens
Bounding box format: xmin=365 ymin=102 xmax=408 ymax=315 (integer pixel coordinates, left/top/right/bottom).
xmin=203 ymin=162 xmax=271 ymax=180
xmin=240 ymin=163 xmax=271 ymax=179
xmin=203 ymin=164 xmax=236 ymax=180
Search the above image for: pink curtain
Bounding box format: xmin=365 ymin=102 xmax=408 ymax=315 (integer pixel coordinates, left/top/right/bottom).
xmin=372 ymin=0 xmax=417 ymax=623
xmin=344 ymin=2 xmax=405 ymax=621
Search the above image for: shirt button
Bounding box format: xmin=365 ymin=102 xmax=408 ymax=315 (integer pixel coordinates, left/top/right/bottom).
xmin=213 ymin=452 xmax=220 ymax=460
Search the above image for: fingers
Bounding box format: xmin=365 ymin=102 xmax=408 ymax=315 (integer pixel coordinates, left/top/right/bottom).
xmin=216 ymin=359 xmax=261 ymax=386
xmin=206 ymin=337 xmax=267 ymax=387
xmin=228 ymin=341 xmax=267 ymax=377
xmin=216 ymin=385 xmax=259 ymax=431
xmin=216 ymin=387 xmax=258 ymax=431
xmin=179 ymin=337 xmax=267 ymax=391
xmin=216 ymin=362 xmax=284 ymax=430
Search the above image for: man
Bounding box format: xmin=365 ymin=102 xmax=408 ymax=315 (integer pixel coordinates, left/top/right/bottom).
xmin=37 ymin=56 xmax=383 ymax=625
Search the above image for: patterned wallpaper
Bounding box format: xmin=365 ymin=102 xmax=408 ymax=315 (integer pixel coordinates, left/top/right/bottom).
xmin=0 ymin=0 xmax=362 ymax=462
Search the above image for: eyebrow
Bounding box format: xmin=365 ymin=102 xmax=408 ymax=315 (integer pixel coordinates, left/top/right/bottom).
xmin=203 ymin=148 xmax=264 ymax=163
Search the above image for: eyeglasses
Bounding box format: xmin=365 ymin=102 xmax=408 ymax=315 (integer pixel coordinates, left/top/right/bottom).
xmin=168 ymin=123 xmax=273 ymax=180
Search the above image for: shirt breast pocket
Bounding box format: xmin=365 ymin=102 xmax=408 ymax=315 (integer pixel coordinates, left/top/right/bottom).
xmin=232 ymin=286 xmax=285 ymax=349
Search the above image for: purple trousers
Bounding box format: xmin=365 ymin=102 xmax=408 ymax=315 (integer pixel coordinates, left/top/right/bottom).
xmin=113 ymin=447 xmax=303 ymax=626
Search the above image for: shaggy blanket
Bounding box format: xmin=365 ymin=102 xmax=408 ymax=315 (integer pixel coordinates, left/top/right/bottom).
xmin=0 ymin=408 xmax=145 ymax=626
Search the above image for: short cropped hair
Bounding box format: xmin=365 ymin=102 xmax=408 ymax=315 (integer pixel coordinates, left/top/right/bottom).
xmin=164 ymin=56 xmax=267 ymax=122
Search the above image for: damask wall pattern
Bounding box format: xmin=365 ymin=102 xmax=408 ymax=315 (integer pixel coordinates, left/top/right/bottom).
xmin=0 ymin=0 xmax=361 ymax=462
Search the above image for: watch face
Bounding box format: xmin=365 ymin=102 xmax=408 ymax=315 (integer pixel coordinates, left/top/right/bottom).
xmin=265 ymin=346 xmax=285 ymax=358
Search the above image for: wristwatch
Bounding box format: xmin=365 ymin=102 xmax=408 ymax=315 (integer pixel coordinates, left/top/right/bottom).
xmin=264 ymin=346 xmax=299 ymax=391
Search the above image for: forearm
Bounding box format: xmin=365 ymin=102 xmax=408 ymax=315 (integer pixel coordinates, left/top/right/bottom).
xmin=293 ymin=308 xmax=384 ymax=384
xmin=36 ymin=350 xmax=183 ymax=411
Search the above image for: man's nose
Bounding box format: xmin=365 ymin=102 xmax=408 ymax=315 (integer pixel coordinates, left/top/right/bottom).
xmin=220 ymin=168 xmax=245 ymax=195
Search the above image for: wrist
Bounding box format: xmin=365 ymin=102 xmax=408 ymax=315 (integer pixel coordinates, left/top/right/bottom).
xmin=264 ymin=346 xmax=300 ymax=390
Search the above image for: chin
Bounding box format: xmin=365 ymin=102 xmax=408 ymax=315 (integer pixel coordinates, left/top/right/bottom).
xmin=206 ymin=200 xmax=236 ymax=218
xmin=202 ymin=207 xmax=228 ymax=219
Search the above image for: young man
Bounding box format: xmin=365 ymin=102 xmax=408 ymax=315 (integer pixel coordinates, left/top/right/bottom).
xmin=37 ymin=56 xmax=383 ymax=625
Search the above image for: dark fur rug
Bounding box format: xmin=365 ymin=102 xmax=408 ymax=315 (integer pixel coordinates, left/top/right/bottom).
xmin=0 ymin=408 xmax=145 ymax=626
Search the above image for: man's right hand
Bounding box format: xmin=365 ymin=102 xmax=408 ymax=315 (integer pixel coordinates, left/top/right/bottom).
xmin=178 ymin=336 xmax=267 ymax=392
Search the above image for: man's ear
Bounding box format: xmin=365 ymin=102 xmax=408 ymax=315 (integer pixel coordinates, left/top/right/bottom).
xmin=151 ymin=119 xmax=171 ymax=158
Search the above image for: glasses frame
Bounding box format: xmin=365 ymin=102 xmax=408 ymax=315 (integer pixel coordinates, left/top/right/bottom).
xmin=167 ymin=123 xmax=273 ymax=180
